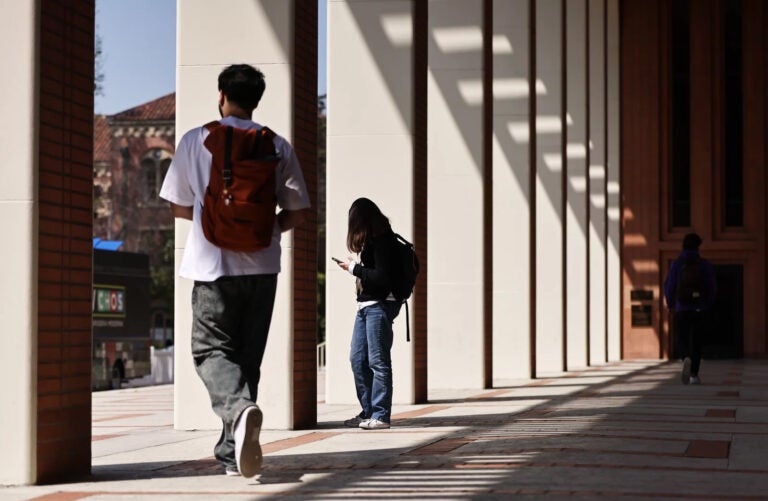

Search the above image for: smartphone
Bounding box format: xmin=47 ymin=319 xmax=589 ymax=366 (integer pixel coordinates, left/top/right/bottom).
xmin=331 ymin=257 xmax=343 ymax=264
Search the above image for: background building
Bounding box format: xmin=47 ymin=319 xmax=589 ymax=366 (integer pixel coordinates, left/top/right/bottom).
xmin=93 ymin=93 xmax=176 ymax=346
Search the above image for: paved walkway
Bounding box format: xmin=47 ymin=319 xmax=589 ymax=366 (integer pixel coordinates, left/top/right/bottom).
xmin=3 ymin=360 xmax=768 ymax=500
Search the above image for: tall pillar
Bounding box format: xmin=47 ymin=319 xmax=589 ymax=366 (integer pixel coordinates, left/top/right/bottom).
xmin=588 ymin=0 xmax=607 ymax=365
xmin=2 ymin=1 xmax=96 ymax=484
xmin=1 ymin=1 xmax=38 ymax=486
xmin=175 ymin=0 xmax=316 ymax=430
xmin=492 ymin=0 xmax=532 ymax=380
xmin=606 ymin=0 xmax=621 ymax=361
xmin=535 ymin=0 xmax=565 ymax=375
xmin=427 ymin=0 xmax=487 ymax=389
xmin=325 ymin=0 xmax=421 ymax=404
xmin=565 ymin=0 xmax=590 ymax=370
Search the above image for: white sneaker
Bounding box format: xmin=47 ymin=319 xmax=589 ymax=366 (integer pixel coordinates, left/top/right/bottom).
xmin=689 ymin=376 xmax=701 ymax=385
xmin=681 ymin=357 xmax=692 ymax=385
xmin=359 ymin=417 xmax=390 ymax=430
xmin=233 ymin=405 xmax=263 ymax=477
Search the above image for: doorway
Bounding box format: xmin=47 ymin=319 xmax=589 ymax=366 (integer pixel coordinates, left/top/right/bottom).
xmin=702 ymin=265 xmax=744 ymax=359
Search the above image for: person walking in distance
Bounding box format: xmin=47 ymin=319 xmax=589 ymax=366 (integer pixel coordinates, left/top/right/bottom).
xmin=664 ymin=232 xmax=717 ymax=385
xmin=159 ymin=64 xmax=311 ymax=476
xmin=336 ymin=198 xmax=403 ymax=430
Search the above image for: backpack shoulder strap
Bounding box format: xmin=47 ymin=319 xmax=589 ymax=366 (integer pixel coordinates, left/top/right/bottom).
xmin=259 ymin=126 xmax=276 ymax=139
xmin=393 ymin=233 xmax=413 ymax=247
xmin=203 ymin=120 xmax=221 ymax=132
xmin=251 ymin=126 xmax=280 ymax=159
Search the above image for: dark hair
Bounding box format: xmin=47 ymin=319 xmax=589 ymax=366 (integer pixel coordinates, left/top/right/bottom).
xmin=218 ymin=64 xmax=266 ymax=112
xmin=346 ymin=198 xmax=392 ymax=253
xmin=682 ymin=232 xmax=702 ymax=251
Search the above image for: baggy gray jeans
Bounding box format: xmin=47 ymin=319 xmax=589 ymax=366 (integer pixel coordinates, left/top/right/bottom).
xmin=191 ymin=274 xmax=278 ymax=469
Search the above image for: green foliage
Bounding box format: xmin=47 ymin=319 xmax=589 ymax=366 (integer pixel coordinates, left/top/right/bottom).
xmin=317 ymin=271 xmax=326 ymax=344
xmin=317 ymin=95 xmax=327 ymax=345
xmin=95 ymin=29 xmax=105 ymax=96
xmin=146 ymin=232 xmax=174 ymax=310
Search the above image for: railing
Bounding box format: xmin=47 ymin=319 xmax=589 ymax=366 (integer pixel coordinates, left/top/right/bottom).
xmin=317 ymin=341 xmax=326 ymax=369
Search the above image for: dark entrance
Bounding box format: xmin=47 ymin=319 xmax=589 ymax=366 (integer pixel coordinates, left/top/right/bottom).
xmin=671 ymin=264 xmax=743 ymax=360
xmin=702 ymin=265 xmax=744 ymax=359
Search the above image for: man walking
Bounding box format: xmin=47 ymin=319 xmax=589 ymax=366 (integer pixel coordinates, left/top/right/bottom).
xmin=664 ymin=232 xmax=717 ymax=385
xmin=159 ymin=64 xmax=310 ymax=477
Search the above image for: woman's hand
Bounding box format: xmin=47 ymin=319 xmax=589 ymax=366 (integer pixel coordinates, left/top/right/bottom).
xmin=338 ymin=258 xmax=355 ymax=273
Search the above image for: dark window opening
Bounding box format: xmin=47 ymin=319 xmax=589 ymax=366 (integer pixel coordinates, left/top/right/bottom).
xmin=671 ymin=0 xmax=691 ymax=228
xmin=723 ymin=0 xmax=743 ymax=227
xmin=141 ymin=149 xmax=172 ymax=203
xmin=141 ymin=159 xmax=157 ymax=202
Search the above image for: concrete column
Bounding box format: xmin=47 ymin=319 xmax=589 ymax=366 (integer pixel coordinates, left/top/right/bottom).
xmin=427 ymin=0 xmax=486 ymax=389
xmin=606 ymin=0 xmax=621 ymax=361
xmin=535 ymin=0 xmax=564 ymax=375
xmin=325 ymin=0 xmax=417 ymax=404
xmin=0 ymin=1 xmax=37 ymax=485
xmin=492 ymin=0 xmax=532 ymax=380
xmin=588 ymin=0 xmax=607 ymax=365
xmin=175 ymin=0 xmax=297 ymax=429
xmin=565 ymin=0 xmax=590 ymax=370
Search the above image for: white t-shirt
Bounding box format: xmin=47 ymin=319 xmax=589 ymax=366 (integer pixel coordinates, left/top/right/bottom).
xmin=159 ymin=116 xmax=311 ymax=281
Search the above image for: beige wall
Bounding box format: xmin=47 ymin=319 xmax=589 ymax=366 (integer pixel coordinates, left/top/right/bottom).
xmin=588 ymin=0 xmax=607 ymax=365
xmin=606 ymin=0 xmax=622 ymax=361
xmin=427 ymin=0 xmax=486 ymax=389
xmin=325 ymin=0 xmax=417 ymax=405
xmin=174 ymin=0 xmax=296 ymax=430
xmin=492 ymin=0 xmax=532 ymax=380
xmin=0 ymin=0 xmax=38 ymax=485
xmin=322 ymin=0 xmax=621 ymax=388
xmin=566 ymin=0 xmax=590 ymax=370
xmin=535 ymin=0 xmax=564 ymax=375
xmin=170 ymin=0 xmax=624 ymax=416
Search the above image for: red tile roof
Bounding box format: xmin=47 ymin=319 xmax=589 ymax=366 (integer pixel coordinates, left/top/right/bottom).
xmin=111 ymin=92 xmax=175 ymax=122
xmin=93 ymin=114 xmax=111 ymax=162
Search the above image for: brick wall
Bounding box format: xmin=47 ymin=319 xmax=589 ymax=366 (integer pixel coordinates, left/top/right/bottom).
xmin=291 ymin=0 xmax=319 ymax=429
xmin=413 ymin=0 xmax=428 ymax=403
xmin=37 ymin=0 xmax=95 ymax=483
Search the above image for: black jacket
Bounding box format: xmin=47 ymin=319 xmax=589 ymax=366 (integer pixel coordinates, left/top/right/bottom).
xmin=352 ymin=232 xmax=399 ymax=302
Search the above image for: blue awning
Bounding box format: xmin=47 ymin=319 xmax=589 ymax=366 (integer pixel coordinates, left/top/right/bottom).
xmin=93 ymin=238 xmax=123 ymax=251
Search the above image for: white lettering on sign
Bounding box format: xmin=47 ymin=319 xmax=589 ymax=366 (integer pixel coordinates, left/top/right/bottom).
xmin=93 ymin=285 xmax=126 ymax=317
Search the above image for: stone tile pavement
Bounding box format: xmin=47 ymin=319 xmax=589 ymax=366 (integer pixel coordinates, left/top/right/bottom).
xmin=3 ymin=359 xmax=768 ymax=500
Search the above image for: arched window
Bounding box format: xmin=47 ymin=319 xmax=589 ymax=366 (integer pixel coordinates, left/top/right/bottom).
xmin=141 ymin=148 xmax=173 ymax=203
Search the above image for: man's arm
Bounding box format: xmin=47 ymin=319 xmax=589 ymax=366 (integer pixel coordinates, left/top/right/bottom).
xmin=170 ymin=203 xmax=193 ymax=221
xmin=277 ymin=208 xmax=311 ymax=232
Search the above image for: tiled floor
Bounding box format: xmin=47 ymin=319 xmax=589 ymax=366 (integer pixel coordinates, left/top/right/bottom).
xmin=4 ymin=359 xmax=768 ymax=500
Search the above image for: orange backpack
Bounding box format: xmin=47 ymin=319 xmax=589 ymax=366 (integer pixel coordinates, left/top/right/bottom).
xmin=201 ymin=121 xmax=280 ymax=252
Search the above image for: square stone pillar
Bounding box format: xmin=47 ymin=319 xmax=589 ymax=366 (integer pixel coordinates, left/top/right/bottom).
xmin=2 ymin=0 xmax=96 ymax=484
xmin=175 ymin=0 xmax=317 ymax=430
xmin=606 ymin=0 xmax=622 ymax=362
xmin=427 ymin=0 xmax=487 ymax=389
xmin=534 ymin=0 xmax=565 ymax=375
xmin=325 ymin=0 xmax=423 ymax=405
xmin=0 ymin=0 xmax=39 ymax=485
xmin=565 ymin=0 xmax=590 ymax=370
xmin=588 ymin=0 xmax=607 ymax=365
xmin=492 ymin=0 xmax=533 ymax=380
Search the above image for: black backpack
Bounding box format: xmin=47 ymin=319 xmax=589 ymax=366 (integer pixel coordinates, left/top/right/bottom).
xmin=676 ymin=256 xmax=705 ymax=306
xmin=391 ymin=233 xmax=419 ymax=341
xmin=391 ymin=233 xmax=419 ymax=301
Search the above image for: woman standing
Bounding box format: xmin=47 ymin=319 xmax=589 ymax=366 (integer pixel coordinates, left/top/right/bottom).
xmin=336 ymin=198 xmax=401 ymax=430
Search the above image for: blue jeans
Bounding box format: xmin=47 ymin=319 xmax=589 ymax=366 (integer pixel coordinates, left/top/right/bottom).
xmin=349 ymin=301 xmax=401 ymax=422
xmin=191 ymin=274 xmax=277 ymax=469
